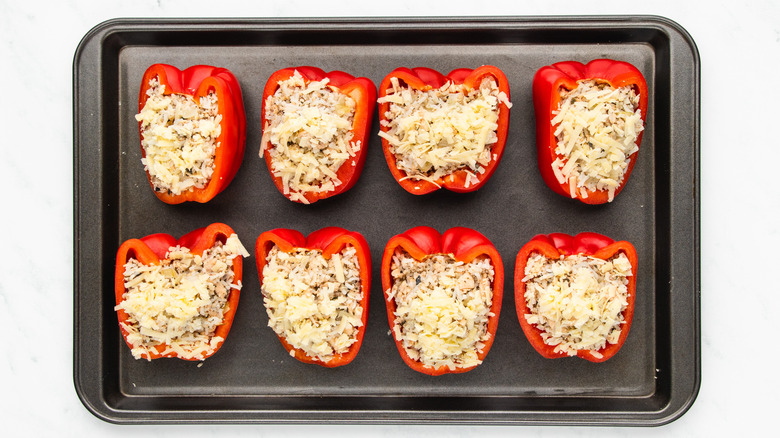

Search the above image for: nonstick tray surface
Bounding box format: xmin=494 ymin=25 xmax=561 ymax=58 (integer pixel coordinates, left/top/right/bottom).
xmin=73 ymin=16 xmax=700 ymax=425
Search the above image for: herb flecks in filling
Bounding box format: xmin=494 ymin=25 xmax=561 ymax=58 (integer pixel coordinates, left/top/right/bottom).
xmin=551 ymin=80 xmax=644 ymax=201
xmin=387 ymin=251 xmax=494 ymax=370
xmin=136 ymin=77 xmax=222 ymax=196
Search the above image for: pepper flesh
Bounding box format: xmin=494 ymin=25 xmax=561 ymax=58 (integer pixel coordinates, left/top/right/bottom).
xmin=137 ymin=64 xmax=246 ymax=204
xmin=514 ymin=232 xmax=637 ymax=362
xmin=532 ymin=59 xmax=648 ymax=204
xmin=260 ymin=67 xmax=376 ymax=204
xmin=381 ymin=226 xmax=504 ymax=375
xmin=377 ymin=66 xmax=511 ymax=195
xmin=255 ymin=227 xmax=372 ymax=367
xmin=114 ymin=223 xmax=244 ymax=360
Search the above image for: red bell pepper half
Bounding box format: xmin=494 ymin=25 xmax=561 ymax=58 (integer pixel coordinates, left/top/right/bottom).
xmin=114 ymin=223 xmax=245 ymax=360
xmin=260 ymin=67 xmax=376 ymax=204
xmin=138 ymin=64 xmax=247 ymax=204
xmin=381 ymin=226 xmax=504 ymax=375
xmin=532 ymin=59 xmax=648 ymax=204
xmin=377 ymin=66 xmax=511 ymax=195
xmin=255 ymin=227 xmax=372 ymax=367
xmin=514 ymin=232 xmax=637 ymax=362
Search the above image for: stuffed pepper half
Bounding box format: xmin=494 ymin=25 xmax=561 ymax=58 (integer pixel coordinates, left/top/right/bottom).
xmin=260 ymin=67 xmax=376 ymax=204
xmin=255 ymin=227 xmax=371 ymax=366
xmin=136 ymin=64 xmax=246 ymax=204
xmin=115 ymin=223 xmax=249 ymax=360
xmin=533 ymin=59 xmax=647 ymax=204
xmin=382 ymin=226 xmax=503 ymax=375
xmin=515 ymin=232 xmax=637 ymax=362
xmin=378 ymin=66 xmax=512 ymax=194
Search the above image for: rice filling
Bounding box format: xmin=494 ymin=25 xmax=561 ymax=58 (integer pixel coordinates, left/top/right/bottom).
xmin=551 ymin=80 xmax=644 ymax=201
xmin=136 ymin=77 xmax=222 ymax=196
xmin=261 ymin=71 xmax=359 ymax=204
xmin=522 ymin=252 xmax=632 ymax=357
xmin=387 ymin=250 xmax=495 ymax=370
xmin=116 ymin=234 xmax=249 ymax=361
xmin=378 ymin=77 xmax=511 ymax=184
xmin=261 ymin=245 xmax=364 ymax=362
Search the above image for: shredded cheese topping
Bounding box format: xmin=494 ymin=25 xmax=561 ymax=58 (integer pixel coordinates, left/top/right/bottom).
xmin=135 ymin=77 xmax=222 ymax=196
xmin=551 ymin=80 xmax=644 ymax=202
xmin=261 ymin=71 xmax=358 ymax=204
xmin=387 ymin=251 xmax=494 ymax=370
xmin=378 ymin=77 xmax=511 ymax=185
xmin=116 ymin=234 xmax=249 ymax=361
xmin=261 ymin=245 xmax=364 ymax=362
xmin=522 ymin=252 xmax=632 ymax=358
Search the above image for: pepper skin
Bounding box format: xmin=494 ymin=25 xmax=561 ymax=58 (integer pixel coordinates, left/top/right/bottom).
xmin=260 ymin=67 xmax=376 ymax=204
xmin=377 ymin=66 xmax=511 ymax=195
xmin=514 ymin=232 xmax=637 ymax=362
xmin=138 ymin=64 xmax=247 ymax=204
xmin=255 ymin=227 xmax=371 ymax=367
xmin=381 ymin=226 xmax=504 ymax=375
xmin=114 ymin=223 xmax=245 ymax=360
xmin=532 ymin=59 xmax=648 ymax=204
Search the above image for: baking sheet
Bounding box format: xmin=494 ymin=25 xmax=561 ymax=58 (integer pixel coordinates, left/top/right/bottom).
xmin=73 ymin=16 xmax=700 ymax=425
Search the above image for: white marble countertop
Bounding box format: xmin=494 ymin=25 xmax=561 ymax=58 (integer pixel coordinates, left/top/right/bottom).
xmin=2 ymin=0 xmax=777 ymax=435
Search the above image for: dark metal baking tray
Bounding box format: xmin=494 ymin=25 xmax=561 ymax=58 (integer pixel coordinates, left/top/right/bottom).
xmin=73 ymin=16 xmax=700 ymax=425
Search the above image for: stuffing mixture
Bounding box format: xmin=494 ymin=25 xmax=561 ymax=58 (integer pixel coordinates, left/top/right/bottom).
xmin=261 ymin=245 xmax=364 ymax=362
xmin=261 ymin=71 xmax=358 ymax=203
xmin=378 ymin=77 xmax=511 ymax=187
xmin=387 ymin=250 xmax=495 ymax=370
xmin=551 ymin=80 xmax=644 ymax=201
xmin=522 ymin=252 xmax=632 ymax=358
xmin=136 ymin=77 xmax=222 ymax=196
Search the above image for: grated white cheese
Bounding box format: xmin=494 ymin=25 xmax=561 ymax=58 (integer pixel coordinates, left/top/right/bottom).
xmin=378 ymin=77 xmax=511 ymax=183
xmin=551 ymin=80 xmax=644 ymax=202
xmin=522 ymin=252 xmax=632 ymax=356
xmin=136 ymin=77 xmax=222 ymax=196
xmin=387 ymin=251 xmax=494 ymax=371
xmin=261 ymin=71 xmax=358 ymax=201
xmin=116 ymin=234 xmax=249 ymax=361
xmin=261 ymin=245 xmax=364 ymax=362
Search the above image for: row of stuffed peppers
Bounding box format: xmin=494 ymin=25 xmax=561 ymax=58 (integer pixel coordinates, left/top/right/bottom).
xmin=115 ymin=224 xmax=637 ymax=374
xmin=137 ymin=60 xmax=647 ymax=206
